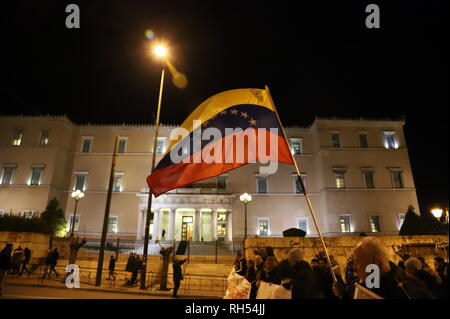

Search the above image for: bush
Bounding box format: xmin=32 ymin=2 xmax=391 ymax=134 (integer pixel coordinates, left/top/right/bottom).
xmin=0 ymin=215 xmax=51 ymax=234
xmin=40 ymin=197 xmax=67 ymax=237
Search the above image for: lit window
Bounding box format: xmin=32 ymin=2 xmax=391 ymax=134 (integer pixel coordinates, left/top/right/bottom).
xmin=22 ymin=210 xmax=35 ymax=218
xmin=391 ymin=171 xmax=404 ymax=189
xmin=358 ymin=133 xmax=368 ymax=148
xmin=74 ymin=173 xmax=87 ymax=191
xmin=118 ymin=138 xmax=127 ymax=153
xmin=293 ymin=175 xmax=306 ymax=194
xmin=290 ymin=138 xmax=303 ymax=155
xmin=12 ymin=128 xmax=24 ymax=146
xmin=108 ymin=216 xmax=118 ymax=233
xmin=370 ymin=215 xmax=381 ymax=232
xmin=40 ymin=130 xmax=50 ymax=145
xmin=297 ymin=218 xmax=308 ymax=234
xmin=331 ymin=132 xmax=341 ymax=148
xmin=30 ymin=166 xmax=44 ymax=186
xmin=339 ymin=215 xmax=351 ymax=233
xmin=113 ymin=173 xmax=124 ymax=192
xmin=256 ymin=176 xmax=268 ymax=193
xmin=81 ymin=137 xmax=93 ymax=153
xmin=1 ymin=166 xmax=16 ymax=185
xmin=156 ymin=137 xmax=166 ymax=155
xmin=69 ymin=215 xmax=80 ymax=232
xmin=383 ymin=131 xmax=398 ymax=149
xmin=259 ymin=218 xmax=269 ymax=236
xmin=363 ymin=170 xmax=375 ymax=189
xmin=334 ymin=170 xmax=346 ymax=189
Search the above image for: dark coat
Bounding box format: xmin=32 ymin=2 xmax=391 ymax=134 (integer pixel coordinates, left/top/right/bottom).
xmin=291 ymin=261 xmax=317 ymax=299
xmin=109 ymin=258 xmax=116 ymax=270
xmin=49 ymin=250 xmax=59 ymax=266
xmin=255 ymin=264 xmax=264 ymax=282
xmin=246 ymin=267 xmax=256 ymax=283
xmin=125 ymin=255 xmax=135 ymax=272
xmin=24 ymin=248 xmax=31 ymax=262
xmin=0 ymin=246 xmax=13 ymax=270
xmin=399 ymin=209 xmax=422 ymax=235
xmin=235 ymin=257 xmax=247 ymax=276
xmin=261 ymin=268 xmax=281 ymax=285
xmin=173 ymin=259 xmax=187 ymax=282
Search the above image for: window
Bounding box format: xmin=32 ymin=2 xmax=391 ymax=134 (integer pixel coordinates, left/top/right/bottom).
xmin=390 ymin=171 xmax=404 ymax=189
xmin=363 ymin=170 xmax=375 ymax=189
xmin=259 ymin=218 xmax=269 ymax=236
xmin=217 ymin=176 xmax=227 ymax=189
xmin=331 ymin=132 xmax=341 ymax=148
xmin=69 ymin=215 xmax=80 ymax=232
xmin=358 ymin=132 xmax=368 ymax=148
xmin=12 ymin=128 xmax=24 ymax=146
xmin=293 ymin=175 xmax=306 ymax=194
xmin=383 ymin=131 xmax=397 ymax=149
xmin=1 ymin=166 xmax=16 ymax=185
xmin=40 ymin=130 xmax=50 ymax=145
xmin=81 ymin=137 xmax=92 ymax=153
xmin=156 ymin=137 xmax=166 ymax=155
xmin=118 ymin=137 xmax=127 ymax=153
xmin=339 ymin=215 xmax=351 ymax=233
xmin=113 ymin=173 xmax=124 ymax=192
xmin=22 ymin=210 xmax=35 ymax=218
xmin=108 ymin=216 xmax=118 ymax=233
xmin=398 ymin=213 xmax=406 ymax=229
xmin=30 ymin=166 xmax=44 ymax=186
xmin=256 ymin=176 xmax=268 ymax=193
xmin=370 ymin=215 xmax=381 ymax=232
xmin=74 ymin=173 xmax=87 ymax=191
xmin=290 ymin=138 xmax=303 ymax=155
xmin=334 ymin=169 xmax=346 ymax=189
xmin=297 ymin=218 xmax=308 ymax=234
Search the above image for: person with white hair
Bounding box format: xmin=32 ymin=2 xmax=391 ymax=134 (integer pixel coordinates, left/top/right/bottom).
xmin=288 ymin=248 xmax=317 ymax=299
xmin=333 ymin=237 xmax=434 ymax=299
xmin=405 ymin=257 xmax=439 ymax=297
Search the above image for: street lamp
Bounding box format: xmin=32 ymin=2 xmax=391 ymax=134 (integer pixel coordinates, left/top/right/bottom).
xmin=431 ymin=208 xmax=443 ymax=219
xmin=141 ymin=43 xmax=168 ymax=290
xmin=240 ymin=193 xmax=252 ymax=240
xmin=70 ymin=189 xmax=85 ymax=237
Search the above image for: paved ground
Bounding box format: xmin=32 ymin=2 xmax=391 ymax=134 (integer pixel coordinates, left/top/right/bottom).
xmin=1 ymin=285 xmax=177 ymax=299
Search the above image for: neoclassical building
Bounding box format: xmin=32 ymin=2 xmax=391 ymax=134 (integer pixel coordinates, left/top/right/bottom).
xmin=0 ymin=115 xmax=419 ymax=240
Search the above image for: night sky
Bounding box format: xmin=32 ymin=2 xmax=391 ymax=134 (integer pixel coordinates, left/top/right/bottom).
xmin=3 ymin=1 xmax=448 ymax=212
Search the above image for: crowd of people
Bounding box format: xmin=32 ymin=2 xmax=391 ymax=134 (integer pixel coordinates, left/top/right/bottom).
xmin=234 ymin=237 xmax=449 ymax=299
xmin=0 ymin=244 xmax=33 ymax=296
xmin=124 ymin=252 xmax=143 ymax=286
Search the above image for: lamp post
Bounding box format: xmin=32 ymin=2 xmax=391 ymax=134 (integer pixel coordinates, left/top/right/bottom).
xmin=140 ymin=44 xmax=167 ymax=290
xmin=70 ymin=189 xmax=85 ymax=237
xmin=240 ymin=193 xmax=252 ymax=240
xmin=431 ymin=208 xmax=443 ymax=219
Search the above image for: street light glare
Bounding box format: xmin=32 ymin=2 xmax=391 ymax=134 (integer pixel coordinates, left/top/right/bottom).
xmin=154 ymin=45 xmax=167 ymax=57
xmin=431 ymin=208 xmax=443 ymax=218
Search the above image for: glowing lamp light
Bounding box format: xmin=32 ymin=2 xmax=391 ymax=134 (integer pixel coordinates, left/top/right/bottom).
xmin=431 ymin=208 xmax=443 ymax=218
xmin=71 ymin=189 xmax=85 ymax=201
xmin=154 ymin=45 xmax=167 ymax=57
xmin=240 ymin=193 xmax=252 ymax=204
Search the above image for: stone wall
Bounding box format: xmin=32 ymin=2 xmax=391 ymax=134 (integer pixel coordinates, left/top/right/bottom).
xmin=0 ymin=231 xmax=52 ymax=261
xmin=244 ymin=235 xmax=449 ymax=277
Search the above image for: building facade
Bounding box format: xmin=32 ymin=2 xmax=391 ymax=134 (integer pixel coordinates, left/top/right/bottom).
xmin=0 ymin=115 xmax=419 ymax=240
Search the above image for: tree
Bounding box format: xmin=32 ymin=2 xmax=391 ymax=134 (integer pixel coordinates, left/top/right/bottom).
xmin=40 ymin=197 xmax=67 ymax=237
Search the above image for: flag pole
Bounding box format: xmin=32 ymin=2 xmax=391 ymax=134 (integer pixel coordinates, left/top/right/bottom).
xmin=265 ymin=85 xmax=338 ymax=283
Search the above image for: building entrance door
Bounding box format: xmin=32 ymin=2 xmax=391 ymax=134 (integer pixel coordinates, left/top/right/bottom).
xmin=181 ymin=216 xmax=193 ymax=241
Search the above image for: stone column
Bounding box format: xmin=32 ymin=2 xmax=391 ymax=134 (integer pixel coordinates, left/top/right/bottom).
xmin=153 ymin=209 xmax=160 ymax=240
xmin=227 ymin=211 xmax=233 ymax=241
xmin=194 ymin=209 xmax=201 ymax=241
xmin=212 ymin=211 xmax=218 ymax=240
xmin=137 ymin=209 xmax=144 ymax=240
xmin=168 ymin=209 xmax=175 ymax=241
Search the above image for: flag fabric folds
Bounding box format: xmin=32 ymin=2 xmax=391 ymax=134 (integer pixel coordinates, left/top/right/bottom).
xmin=147 ymin=88 xmax=294 ymax=197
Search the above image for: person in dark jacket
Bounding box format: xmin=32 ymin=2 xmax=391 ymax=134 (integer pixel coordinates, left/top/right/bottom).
xmin=20 ymin=247 xmax=31 ymax=276
xmin=0 ymin=243 xmax=13 ymax=296
xmin=49 ymin=248 xmax=59 ymax=278
xmin=107 ymin=255 xmax=116 ymax=280
xmin=11 ymin=246 xmax=25 ymax=275
xmin=250 ymin=255 xmax=264 ymax=299
xmin=405 ymin=257 xmax=439 ymax=297
xmin=399 ymin=205 xmax=422 ymax=235
xmin=233 ymin=251 xmax=247 ymax=276
xmin=172 ymin=258 xmax=187 ymax=298
xmin=245 ymin=259 xmax=256 ymax=283
xmin=260 ymin=256 xmax=281 ymax=285
xmin=288 ymin=248 xmax=317 ymax=299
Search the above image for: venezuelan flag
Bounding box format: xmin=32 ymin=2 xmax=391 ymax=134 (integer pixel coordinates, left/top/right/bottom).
xmin=147 ymin=88 xmax=294 ymax=197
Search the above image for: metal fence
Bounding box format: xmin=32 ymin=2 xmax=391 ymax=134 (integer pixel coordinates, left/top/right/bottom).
xmin=53 ymin=238 xmax=242 ymax=264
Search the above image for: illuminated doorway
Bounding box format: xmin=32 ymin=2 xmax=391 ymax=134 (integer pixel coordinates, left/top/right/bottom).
xmin=181 ymin=216 xmax=193 ymax=241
